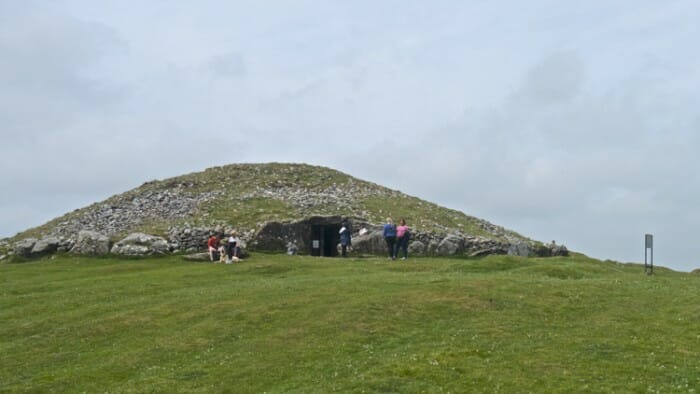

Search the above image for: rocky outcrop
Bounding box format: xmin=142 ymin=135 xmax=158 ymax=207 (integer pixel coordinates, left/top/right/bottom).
xmin=111 ymin=233 xmax=169 ymax=256
xmin=70 ymin=231 xmax=110 ymax=255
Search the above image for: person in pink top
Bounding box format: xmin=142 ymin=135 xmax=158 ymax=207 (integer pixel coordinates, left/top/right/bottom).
xmin=396 ymin=218 xmax=410 ymax=260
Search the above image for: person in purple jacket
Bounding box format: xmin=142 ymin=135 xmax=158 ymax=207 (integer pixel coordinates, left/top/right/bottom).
xmin=383 ymin=217 xmax=397 ymax=260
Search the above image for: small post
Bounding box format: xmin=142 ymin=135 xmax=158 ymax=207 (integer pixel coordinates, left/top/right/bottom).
xmin=644 ymin=234 xmax=653 ymax=275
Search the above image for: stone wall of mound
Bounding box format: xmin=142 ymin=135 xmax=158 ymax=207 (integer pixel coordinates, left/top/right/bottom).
xmin=7 ymin=215 xmax=568 ymax=259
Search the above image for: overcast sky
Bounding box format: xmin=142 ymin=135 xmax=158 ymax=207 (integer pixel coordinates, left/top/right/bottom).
xmin=1 ymin=1 xmax=699 ymax=271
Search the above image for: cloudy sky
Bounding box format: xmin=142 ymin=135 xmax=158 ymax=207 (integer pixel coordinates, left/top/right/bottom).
xmin=1 ymin=1 xmax=699 ymax=271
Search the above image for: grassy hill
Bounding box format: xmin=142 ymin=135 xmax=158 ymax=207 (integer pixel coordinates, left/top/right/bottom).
xmin=9 ymin=163 xmax=528 ymax=244
xmin=2 ymin=253 xmax=699 ymax=392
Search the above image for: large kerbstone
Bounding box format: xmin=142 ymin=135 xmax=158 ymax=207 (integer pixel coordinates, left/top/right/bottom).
xmin=111 ymin=233 xmax=169 ymax=256
xmin=351 ymin=230 xmax=386 ymax=255
xmin=70 ymin=231 xmax=110 ymax=255
xmin=407 ymin=240 xmax=425 ymax=255
xmin=31 ymin=237 xmax=61 ymax=255
xmin=13 ymin=238 xmax=38 ymax=257
xmin=436 ymin=234 xmax=465 ymax=255
xmin=507 ymin=242 xmax=530 ymax=257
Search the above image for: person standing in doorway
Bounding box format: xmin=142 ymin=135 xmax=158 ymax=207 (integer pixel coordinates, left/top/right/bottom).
xmin=396 ymin=218 xmax=410 ymax=260
xmin=383 ymin=217 xmax=397 ymax=260
xmin=339 ymin=218 xmax=352 ymax=257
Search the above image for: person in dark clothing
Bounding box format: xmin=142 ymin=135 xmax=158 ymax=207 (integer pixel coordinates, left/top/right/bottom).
xmin=339 ymin=219 xmax=352 ymax=257
xmin=383 ymin=217 xmax=397 ymax=260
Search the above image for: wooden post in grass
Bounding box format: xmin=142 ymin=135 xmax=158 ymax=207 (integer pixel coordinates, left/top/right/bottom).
xmin=644 ymin=234 xmax=653 ymax=275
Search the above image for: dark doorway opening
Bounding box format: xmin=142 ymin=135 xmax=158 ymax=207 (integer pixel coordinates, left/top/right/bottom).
xmin=311 ymin=224 xmax=340 ymax=257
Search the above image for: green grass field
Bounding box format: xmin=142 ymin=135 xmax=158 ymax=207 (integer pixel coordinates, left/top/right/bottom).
xmin=2 ymin=254 xmax=699 ymax=392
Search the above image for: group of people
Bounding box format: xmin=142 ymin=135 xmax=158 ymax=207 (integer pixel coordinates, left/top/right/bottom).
xmin=337 ymin=217 xmax=412 ymax=260
xmin=206 ymin=218 xmax=412 ymax=261
xmin=383 ymin=218 xmax=410 ymax=260
xmin=207 ymin=230 xmax=243 ymax=264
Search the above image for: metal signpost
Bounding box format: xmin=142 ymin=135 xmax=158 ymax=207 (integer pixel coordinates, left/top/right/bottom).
xmin=644 ymin=234 xmax=653 ymax=275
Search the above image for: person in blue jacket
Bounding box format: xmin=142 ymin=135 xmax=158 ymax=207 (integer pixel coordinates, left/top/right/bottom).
xmin=383 ymin=217 xmax=397 ymax=260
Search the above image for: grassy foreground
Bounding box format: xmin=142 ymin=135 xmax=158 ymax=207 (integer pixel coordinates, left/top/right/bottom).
xmin=1 ymin=254 xmax=699 ymax=393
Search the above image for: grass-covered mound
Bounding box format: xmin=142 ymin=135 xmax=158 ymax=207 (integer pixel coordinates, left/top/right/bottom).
xmin=11 ymin=163 xmax=527 ymax=244
xmin=2 ymin=254 xmax=698 ymax=392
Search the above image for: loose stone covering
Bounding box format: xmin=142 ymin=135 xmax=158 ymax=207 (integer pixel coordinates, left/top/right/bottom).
xmin=42 ymin=190 xmax=221 ymax=242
